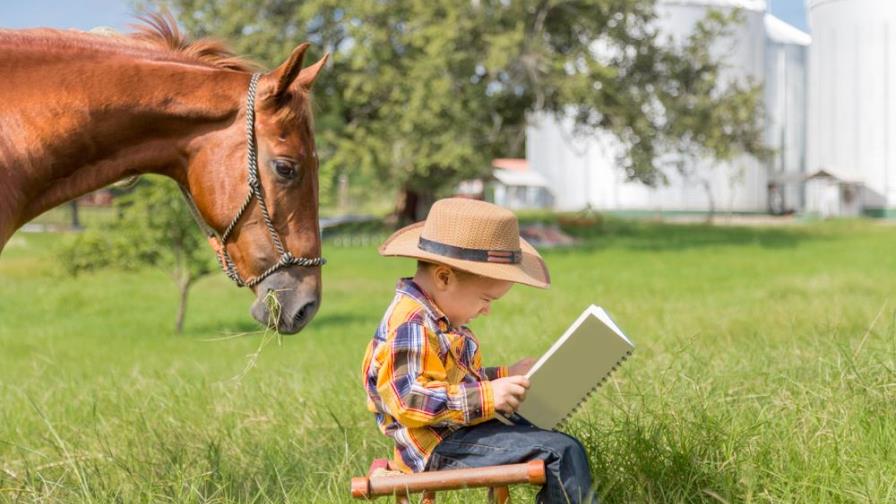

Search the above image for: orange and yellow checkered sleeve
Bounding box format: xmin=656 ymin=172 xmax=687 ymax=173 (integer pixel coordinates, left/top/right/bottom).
xmin=482 ymin=366 xmax=509 ymax=380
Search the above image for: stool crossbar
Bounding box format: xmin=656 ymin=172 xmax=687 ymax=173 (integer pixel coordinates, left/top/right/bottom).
xmin=351 ymin=458 xmax=546 ymax=503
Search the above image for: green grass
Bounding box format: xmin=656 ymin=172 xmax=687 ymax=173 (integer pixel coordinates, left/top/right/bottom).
xmin=1 ymin=220 xmax=894 ymax=503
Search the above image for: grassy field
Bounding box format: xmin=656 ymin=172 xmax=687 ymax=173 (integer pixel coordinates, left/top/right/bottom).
xmin=1 ymin=219 xmax=894 ymax=503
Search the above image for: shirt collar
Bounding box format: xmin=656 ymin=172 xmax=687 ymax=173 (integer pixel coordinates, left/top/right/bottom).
xmin=396 ymin=278 xmax=451 ymax=330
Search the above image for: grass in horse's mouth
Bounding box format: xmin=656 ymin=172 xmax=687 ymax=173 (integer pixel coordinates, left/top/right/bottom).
xmin=264 ymin=288 xmax=283 ymax=328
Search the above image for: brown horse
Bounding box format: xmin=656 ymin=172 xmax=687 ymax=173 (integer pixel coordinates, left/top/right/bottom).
xmin=0 ymin=15 xmax=328 ymax=334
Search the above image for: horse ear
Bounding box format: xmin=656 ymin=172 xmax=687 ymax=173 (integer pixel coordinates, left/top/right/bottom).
xmin=296 ymin=53 xmax=329 ymax=90
xmin=270 ymin=43 xmax=311 ymax=101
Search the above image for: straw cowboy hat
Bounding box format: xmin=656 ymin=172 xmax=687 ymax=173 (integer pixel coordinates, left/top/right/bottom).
xmin=379 ymin=198 xmax=550 ymax=288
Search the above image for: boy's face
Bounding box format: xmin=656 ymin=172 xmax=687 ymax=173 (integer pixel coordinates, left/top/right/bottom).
xmin=425 ymin=266 xmax=513 ymax=327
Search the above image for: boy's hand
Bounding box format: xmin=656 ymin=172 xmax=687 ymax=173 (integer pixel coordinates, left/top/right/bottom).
xmin=491 ymin=375 xmax=530 ymax=414
xmin=508 ymin=357 xmax=537 ymax=376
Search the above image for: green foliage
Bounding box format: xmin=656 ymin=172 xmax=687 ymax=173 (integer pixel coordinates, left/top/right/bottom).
xmin=60 ymin=177 xmax=214 ymax=278
xmin=57 ymin=228 xmax=143 ymax=273
xmin=157 ymin=0 xmax=768 ymax=209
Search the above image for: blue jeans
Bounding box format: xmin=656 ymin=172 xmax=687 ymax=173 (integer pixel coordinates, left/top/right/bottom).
xmin=425 ymin=420 xmax=596 ymax=504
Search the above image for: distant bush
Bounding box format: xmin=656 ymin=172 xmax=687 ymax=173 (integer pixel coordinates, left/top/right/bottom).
xmin=58 ymin=177 xmax=215 ymax=333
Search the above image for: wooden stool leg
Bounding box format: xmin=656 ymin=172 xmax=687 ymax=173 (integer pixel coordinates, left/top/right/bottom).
xmin=421 ymin=490 xmax=437 ymax=503
xmin=488 ymin=486 xmax=510 ymax=504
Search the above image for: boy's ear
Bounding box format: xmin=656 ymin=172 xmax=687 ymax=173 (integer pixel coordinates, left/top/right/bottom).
xmin=433 ymin=265 xmax=453 ymax=290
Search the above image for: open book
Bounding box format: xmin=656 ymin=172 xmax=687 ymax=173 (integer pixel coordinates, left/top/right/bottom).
xmin=497 ymin=304 xmax=634 ymax=430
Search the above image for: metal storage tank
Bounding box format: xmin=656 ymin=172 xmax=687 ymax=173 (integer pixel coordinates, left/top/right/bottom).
xmin=806 ymin=0 xmax=896 ymax=216
xmin=527 ymin=0 xmax=808 ymax=214
xmin=765 ymin=13 xmax=811 ymax=213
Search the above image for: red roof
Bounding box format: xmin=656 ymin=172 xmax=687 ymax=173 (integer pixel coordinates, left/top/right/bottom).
xmin=491 ymin=158 xmax=528 ymax=171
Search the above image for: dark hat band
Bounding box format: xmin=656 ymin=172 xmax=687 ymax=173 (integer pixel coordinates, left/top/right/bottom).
xmin=418 ymin=237 xmax=522 ymax=264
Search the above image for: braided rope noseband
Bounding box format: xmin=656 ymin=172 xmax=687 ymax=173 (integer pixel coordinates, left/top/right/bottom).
xmin=179 ymin=73 xmax=326 ymax=288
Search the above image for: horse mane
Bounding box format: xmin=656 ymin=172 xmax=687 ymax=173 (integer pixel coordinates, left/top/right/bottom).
xmin=0 ymin=11 xmax=258 ymax=73
xmin=129 ymin=11 xmax=258 ymax=72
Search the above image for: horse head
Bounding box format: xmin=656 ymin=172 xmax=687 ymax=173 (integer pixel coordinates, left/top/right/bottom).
xmin=185 ymin=44 xmax=328 ymax=334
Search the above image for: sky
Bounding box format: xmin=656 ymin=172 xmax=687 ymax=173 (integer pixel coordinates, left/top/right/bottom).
xmin=1 ymin=0 xmax=810 ymax=33
xmin=0 ymin=0 xmax=135 ymax=31
xmin=768 ymin=0 xmax=809 ymax=32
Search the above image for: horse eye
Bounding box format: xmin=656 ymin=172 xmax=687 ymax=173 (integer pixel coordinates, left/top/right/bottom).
xmin=272 ymin=159 xmax=297 ymax=180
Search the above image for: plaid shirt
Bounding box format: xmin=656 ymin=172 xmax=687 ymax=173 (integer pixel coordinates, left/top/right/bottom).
xmin=361 ymin=278 xmax=507 ymax=473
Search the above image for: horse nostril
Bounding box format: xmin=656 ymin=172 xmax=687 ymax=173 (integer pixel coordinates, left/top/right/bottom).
xmin=294 ymin=301 xmax=317 ymax=324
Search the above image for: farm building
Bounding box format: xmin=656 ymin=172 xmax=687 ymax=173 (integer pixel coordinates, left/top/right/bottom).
xmin=527 ymin=0 xmax=815 ymax=215
xmin=457 ymin=159 xmax=555 ymax=210
xmin=805 ymin=0 xmax=896 ymax=217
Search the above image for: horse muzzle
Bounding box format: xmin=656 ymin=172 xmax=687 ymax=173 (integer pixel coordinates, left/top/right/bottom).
xmin=249 ymin=268 xmax=321 ymax=334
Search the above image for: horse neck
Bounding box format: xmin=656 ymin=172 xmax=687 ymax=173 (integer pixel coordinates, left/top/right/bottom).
xmin=0 ymin=48 xmax=248 ymax=238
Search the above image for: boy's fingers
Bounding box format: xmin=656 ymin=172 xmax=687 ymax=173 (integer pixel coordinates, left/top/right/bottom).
xmin=510 ymin=376 xmax=530 ymax=388
xmin=508 ymin=384 xmax=527 ymax=397
xmin=498 ymin=376 xmax=529 ymax=387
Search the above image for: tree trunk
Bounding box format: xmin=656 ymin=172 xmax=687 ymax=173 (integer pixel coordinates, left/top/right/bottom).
xmin=69 ymin=200 xmax=81 ymax=230
xmin=395 ymin=187 xmax=420 ymax=227
xmin=394 ymin=187 xmax=435 ymax=227
xmin=337 ymin=173 xmax=350 ymax=213
xmin=175 ymin=276 xmax=192 ymax=334
xmin=701 ymin=177 xmax=716 ymax=224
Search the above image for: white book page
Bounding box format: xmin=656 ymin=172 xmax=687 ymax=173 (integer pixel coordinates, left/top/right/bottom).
xmin=590 ymin=306 xmax=633 ymax=346
xmin=526 ymin=305 xmax=632 ymax=378
xmin=512 ymin=304 xmax=635 ymax=429
xmin=525 ymin=307 xmax=595 ymax=379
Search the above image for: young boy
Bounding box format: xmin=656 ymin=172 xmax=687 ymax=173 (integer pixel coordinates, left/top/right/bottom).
xmin=361 ymin=198 xmax=594 ymax=503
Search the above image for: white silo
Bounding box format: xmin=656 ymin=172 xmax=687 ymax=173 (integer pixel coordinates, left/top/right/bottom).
xmin=765 ymin=13 xmax=811 ymax=213
xmin=527 ymin=0 xmax=808 ymax=214
xmin=806 ymin=0 xmax=896 ymax=216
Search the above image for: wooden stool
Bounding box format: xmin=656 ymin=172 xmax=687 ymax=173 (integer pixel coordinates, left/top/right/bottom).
xmin=351 ymin=458 xmax=546 ymax=503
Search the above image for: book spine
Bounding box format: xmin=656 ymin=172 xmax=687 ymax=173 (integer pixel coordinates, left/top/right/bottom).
xmin=557 ymin=350 xmax=633 ymax=427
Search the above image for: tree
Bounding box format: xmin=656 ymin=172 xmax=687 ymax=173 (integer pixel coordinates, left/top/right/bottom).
xmin=58 ymin=177 xmax=215 ymax=333
xmin=161 ymin=0 xmax=767 ymax=222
